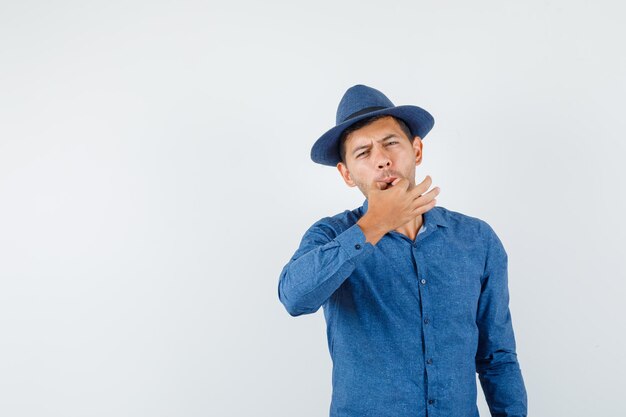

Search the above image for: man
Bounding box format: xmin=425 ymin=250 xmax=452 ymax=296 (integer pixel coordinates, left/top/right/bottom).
xmin=277 ymin=84 xmax=527 ymax=417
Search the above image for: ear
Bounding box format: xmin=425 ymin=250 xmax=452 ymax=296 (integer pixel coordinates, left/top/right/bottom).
xmin=337 ymin=161 xmax=356 ymax=187
xmin=413 ymin=136 xmax=423 ymax=166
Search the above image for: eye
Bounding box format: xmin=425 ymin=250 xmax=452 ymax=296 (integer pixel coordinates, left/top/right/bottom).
xmin=356 ymin=142 xmax=397 ymax=158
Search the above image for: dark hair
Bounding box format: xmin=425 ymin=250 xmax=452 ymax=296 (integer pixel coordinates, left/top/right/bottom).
xmin=338 ymin=114 xmax=415 ymax=165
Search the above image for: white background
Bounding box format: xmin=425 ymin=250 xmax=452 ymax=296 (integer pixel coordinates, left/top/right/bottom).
xmin=1 ymin=1 xmax=625 ymax=416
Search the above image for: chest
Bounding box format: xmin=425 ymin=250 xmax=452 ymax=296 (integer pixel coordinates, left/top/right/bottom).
xmin=342 ymin=234 xmax=485 ymax=315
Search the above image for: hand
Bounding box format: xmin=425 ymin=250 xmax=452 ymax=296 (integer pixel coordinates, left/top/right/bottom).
xmin=364 ymin=175 xmax=440 ymax=235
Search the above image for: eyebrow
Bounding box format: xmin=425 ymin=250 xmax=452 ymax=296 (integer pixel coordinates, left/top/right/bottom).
xmin=351 ymin=134 xmax=399 ymax=156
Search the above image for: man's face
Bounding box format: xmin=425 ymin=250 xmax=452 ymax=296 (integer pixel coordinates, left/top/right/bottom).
xmin=337 ymin=116 xmax=423 ymax=198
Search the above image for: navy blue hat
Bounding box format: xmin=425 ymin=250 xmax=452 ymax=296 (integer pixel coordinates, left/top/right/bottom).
xmin=311 ymin=84 xmax=435 ymax=166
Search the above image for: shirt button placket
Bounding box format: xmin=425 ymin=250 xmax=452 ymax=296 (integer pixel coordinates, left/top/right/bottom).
xmin=413 ymin=248 xmax=436 ymax=412
xmin=416 ymin=262 xmax=435 ymax=412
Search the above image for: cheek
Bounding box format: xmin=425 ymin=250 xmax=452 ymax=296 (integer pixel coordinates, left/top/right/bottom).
xmin=350 ymin=171 xmax=370 ymax=189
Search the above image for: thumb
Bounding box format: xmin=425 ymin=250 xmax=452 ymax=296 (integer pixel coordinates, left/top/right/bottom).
xmin=370 ymin=179 xmax=384 ymax=191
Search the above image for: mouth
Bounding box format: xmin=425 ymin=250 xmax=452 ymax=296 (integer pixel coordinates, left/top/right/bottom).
xmin=378 ymin=176 xmax=398 ymax=190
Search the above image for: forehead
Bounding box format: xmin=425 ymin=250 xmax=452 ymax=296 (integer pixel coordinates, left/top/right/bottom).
xmin=344 ymin=116 xmax=404 ymax=148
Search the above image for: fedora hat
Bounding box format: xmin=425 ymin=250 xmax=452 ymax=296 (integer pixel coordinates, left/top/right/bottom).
xmin=311 ymin=84 xmax=435 ymax=166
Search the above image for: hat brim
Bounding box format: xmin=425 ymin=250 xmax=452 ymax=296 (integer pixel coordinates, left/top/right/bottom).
xmin=310 ymin=105 xmax=434 ymax=167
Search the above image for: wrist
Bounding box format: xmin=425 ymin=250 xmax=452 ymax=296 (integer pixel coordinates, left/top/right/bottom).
xmin=357 ymin=214 xmax=387 ymax=245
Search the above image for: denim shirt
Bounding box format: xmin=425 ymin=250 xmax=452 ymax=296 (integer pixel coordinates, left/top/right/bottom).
xmin=278 ymin=199 xmax=527 ymax=417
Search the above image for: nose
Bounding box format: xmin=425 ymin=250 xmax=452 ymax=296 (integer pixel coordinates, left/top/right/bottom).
xmin=373 ymin=145 xmax=392 ymax=169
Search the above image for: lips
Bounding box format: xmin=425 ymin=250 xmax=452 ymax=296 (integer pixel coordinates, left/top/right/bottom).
xmin=377 ymin=176 xmax=398 ymax=190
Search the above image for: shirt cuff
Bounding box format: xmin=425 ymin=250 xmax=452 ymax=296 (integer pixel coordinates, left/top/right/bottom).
xmin=335 ymin=222 xmax=374 ymax=260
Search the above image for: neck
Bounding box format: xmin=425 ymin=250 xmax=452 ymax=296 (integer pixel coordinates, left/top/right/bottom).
xmin=394 ymin=214 xmax=424 ymax=241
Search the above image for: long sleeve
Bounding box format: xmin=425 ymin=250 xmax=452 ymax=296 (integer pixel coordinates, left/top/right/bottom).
xmin=475 ymin=224 xmax=528 ymax=417
xmin=278 ymin=218 xmax=374 ymax=317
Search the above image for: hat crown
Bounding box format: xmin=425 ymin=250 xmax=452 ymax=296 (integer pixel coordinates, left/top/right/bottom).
xmin=336 ymin=84 xmax=395 ymax=125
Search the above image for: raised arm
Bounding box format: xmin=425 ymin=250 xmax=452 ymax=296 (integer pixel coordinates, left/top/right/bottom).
xmin=475 ymin=223 xmax=528 ymax=417
xmin=277 ymin=218 xmax=374 ymax=317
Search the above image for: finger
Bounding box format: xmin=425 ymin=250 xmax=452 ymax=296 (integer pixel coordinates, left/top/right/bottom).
xmin=396 ymin=177 xmax=410 ymax=191
xmin=414 ymin=174 xmax=432 ymax=190
xmin=413 ymin=185 xmax=440 ymax=202
xmin=369 ymin=178 xmax=384 ymax=191
xmin=411 ymin=178 xmax=434 ymax=197
xmin=418 ymin=186 xmax=440 ymax=199
xmin=418 ymin=175 xmax=432 ymax=188
xmin=412 ymin=198 xmax=437 ymax=215
xmin=380 ymin=177 xmax=406 ymax=191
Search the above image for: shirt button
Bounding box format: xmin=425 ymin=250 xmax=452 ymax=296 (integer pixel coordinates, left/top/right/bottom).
xmin=420 ymin=279 xmax=426 ymax=284
xmin=426 ymin=358 xmax=433 ymax=364
xmin=423 ymin=318 xmax=429 ymax=325
xmin=428 ymin=399 xmax=435 ymax=405
xmin=355 ymin=244 xmax=361 ymax=250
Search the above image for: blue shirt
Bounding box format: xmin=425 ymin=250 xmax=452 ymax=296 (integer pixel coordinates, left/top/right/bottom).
xmin=278 ymin=198 xmax=528 ymax=417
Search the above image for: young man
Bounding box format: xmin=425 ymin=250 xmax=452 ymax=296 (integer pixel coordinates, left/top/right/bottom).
xmin=278 ymin=84 xmax=527 ymax=417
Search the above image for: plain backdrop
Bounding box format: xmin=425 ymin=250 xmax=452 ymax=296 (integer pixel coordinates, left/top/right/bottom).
xmin=1 ymin=1 xmax=625 ymax=416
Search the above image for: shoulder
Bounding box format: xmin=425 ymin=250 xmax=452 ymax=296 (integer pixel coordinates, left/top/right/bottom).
xmin=304 ymin=206 xmax=362 ymax=241
xmin=434 ymin=205 xmax=503 ymax=249
xmin=306 ymin=205 xmax=501 ymax=242
xmin=436 ymin=206 xmax=508 ymax=270
xmin=436 ymin=205 xmax=491 ymax=232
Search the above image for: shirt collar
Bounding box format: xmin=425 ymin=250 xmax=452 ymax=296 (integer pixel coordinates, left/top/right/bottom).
xmin=361 ymin=198 xmax=449 ymax=228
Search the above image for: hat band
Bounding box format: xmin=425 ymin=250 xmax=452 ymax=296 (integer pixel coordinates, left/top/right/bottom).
xmin=343 ymin=106 xmax=387 ymax=122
